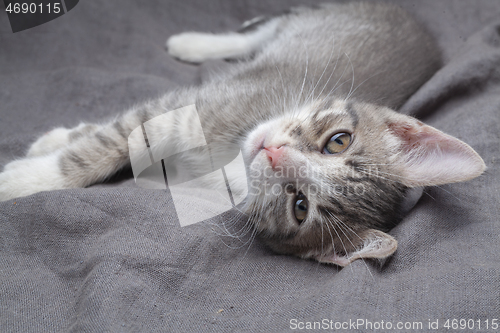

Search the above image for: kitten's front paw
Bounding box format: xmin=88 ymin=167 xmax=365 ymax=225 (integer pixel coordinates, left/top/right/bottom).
xmin=0 ymin=154 xmax=66 ymax=201
xmin=27 ymin=127 xmax=72 ymax=157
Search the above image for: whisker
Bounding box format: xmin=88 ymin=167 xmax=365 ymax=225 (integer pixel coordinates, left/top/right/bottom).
xmin=327 ymin=212 xmax=373 ymax=277
xmin=322 ymin=216 xmax=338 ymax=260
xmin=304 ymin=38 xmax=337 ymax=107
xmin=324 ymin=218 xmax=354 ymax=273
xmin=346 ymin=70 xmax=386 ymax=100
xmin=344 ymin=52 xmax=355 ymax=101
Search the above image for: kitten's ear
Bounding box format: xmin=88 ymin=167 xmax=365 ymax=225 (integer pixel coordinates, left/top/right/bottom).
xmin=314 ymin=229 xmax=397 ymax=267
xmin=388 ymin=118 xmax=486 ymax=187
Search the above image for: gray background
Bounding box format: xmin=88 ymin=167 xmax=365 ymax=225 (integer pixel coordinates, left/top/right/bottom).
xmin=1 ymin=0 xmax=499 ymax=332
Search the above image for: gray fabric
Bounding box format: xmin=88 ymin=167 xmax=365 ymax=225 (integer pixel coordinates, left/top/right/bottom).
xmin=1 ymin=0 xmax=499 ymax=332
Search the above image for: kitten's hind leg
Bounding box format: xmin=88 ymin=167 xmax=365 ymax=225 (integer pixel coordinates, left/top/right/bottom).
xmin=166 ymin=17 xmax=279 ymax=63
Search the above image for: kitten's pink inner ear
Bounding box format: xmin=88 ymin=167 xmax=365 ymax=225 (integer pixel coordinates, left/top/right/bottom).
xmin=389 ymin=120 xmax=486 ymax=187
xmin=314 ymin=230 xmax=397 ymax=267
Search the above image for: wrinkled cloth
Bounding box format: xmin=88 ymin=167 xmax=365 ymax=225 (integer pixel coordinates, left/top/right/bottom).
xmin=1 ymin=0 xmax=499 ymax=332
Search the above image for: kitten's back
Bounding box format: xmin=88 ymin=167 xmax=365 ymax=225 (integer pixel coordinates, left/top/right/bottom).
xmin=225 ymin=2 xmax=441 ymax=110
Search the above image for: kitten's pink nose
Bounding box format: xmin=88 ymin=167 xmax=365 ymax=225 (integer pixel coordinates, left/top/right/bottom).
xmin=264 ymin=146 xmax=285 ymax=169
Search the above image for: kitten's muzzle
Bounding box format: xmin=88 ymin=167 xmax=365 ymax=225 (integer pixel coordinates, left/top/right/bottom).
xmin=264 ymin=146 xmax=285 ymax=170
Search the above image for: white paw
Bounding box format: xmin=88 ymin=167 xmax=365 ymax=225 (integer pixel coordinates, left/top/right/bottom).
xmin=166 ymin=32 xmax=214 ymax=63
xmin=27 ymin=127 xmax=72 ymax=157
xmin=0 ymin=153 xmax=66 ymax=202
xmin=166 ymin=32 xmax=248 ymax=63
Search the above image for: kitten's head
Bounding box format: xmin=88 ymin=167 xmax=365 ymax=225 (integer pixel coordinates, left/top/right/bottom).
xmin=241 ymin=99 xmax=485 ymax=266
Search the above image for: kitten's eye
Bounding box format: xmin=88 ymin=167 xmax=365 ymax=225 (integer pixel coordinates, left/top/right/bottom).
xmin=323 ymin=132 xmax=352 ymax=154
xmin=293 ymin=193 xmax=308 ymax=224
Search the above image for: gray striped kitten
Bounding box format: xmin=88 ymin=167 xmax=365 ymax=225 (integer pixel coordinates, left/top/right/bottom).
xmin=0 ymin=2 xmax=485 ymax=266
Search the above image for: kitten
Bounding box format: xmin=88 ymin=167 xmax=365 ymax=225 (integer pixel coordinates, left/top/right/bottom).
xmin=0 ymin=2 xmax=485 ymax=266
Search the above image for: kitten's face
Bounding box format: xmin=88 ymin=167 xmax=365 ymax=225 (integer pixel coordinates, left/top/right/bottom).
xmin=241 ymin=97 xmax=484 ymax=266
xmin=241 ymin=99 xmax=410 ymax=264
